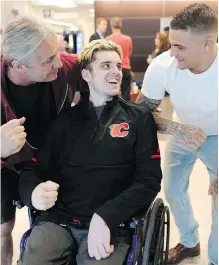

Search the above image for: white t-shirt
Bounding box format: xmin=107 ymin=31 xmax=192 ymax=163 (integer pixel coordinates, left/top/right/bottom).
xmin=141 ymin=50 xmax=218 ymax=135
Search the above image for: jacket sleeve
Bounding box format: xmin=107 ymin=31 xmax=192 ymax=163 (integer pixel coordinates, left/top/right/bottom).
xmin=96 ymin=111 xmax=162 ymax=231
xmin=19 ymin=115 xmax=64 ymax=208
xmin=89 ymin=34 xmax=96 ymax=42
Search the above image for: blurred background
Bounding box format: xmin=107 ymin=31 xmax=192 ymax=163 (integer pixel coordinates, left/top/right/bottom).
xmin=1 ymin=0 xmax=217 ymax=81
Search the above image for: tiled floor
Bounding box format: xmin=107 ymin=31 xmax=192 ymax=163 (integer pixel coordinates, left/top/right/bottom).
xmin=12 ymin=97 xmax=213 ymax=265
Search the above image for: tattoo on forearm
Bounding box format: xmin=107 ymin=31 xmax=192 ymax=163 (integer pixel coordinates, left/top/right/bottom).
xmin=154 ymin=115 xmax=199 ymax=143
xmin=135 ymin=93 xmax=178 ymax=135
xmin=153 ymin=115 xmax=174 ymax=135
xmin=213 ymin=180 xmax=218 ymax=195
xmin=135 ymin=93 xmax=161 ymax=112
xmin=135 ymin=93 xmax=197 ymax=141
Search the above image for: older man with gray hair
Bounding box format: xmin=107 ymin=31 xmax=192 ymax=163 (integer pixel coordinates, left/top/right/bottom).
xmin=1 ymin=16 xmax=85 ymax=265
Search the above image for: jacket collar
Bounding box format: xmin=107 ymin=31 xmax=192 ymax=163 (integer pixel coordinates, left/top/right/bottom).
xmin=80 ymin=95 xmax=119 ymax=109
xmin=77 ymin=95 xmax=119 ymax=122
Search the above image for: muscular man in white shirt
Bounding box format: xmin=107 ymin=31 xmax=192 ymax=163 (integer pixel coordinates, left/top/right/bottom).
xmin=136 ymin=3 xmax=218 ymax=265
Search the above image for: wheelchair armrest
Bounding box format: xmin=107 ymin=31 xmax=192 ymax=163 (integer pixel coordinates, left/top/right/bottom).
xmin=13 ymin=200 xmax=25 ymax=209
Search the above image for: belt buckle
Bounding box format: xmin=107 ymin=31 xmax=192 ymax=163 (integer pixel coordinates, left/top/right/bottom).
xmin=72 ymin=219 xmax=84 ymax=229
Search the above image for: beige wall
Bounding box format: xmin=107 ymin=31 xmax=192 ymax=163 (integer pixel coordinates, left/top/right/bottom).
xmin=1 ymin=0 xmax=29 ymax=30
xmin=0 ymin=1 xmax=95 ymax=47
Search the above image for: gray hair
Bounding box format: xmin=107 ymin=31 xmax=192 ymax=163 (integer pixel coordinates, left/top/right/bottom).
xmin=2 ymin=16 xmax=56 ymax=67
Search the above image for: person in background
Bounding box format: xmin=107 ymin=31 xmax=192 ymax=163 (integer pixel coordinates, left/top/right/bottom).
xmin=147 ymin=31 xmax=170 ymax=111
xmin=106 ymin=17 xmax=132 ymax=101
xmin=89 ymin=17 xmax=108 ymax=42
xmin=147 ymin=31 xmax=170 ymax=65
xmin=1 ymin=16 xmax=87 ymax=265
xmin=57 ymin=34 xmax=67 ymax=52
xmin=164 ymin=26 xmax=170 ymax=38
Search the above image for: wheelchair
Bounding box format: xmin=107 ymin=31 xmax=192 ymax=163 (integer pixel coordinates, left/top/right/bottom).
xmin=16 ymin=198 xmax=170 ymax=265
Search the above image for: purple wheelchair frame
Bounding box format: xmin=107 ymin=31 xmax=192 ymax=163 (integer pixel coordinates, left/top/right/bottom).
xmin=20 ymin=208 xmax=38 ymax=252
xmin=19 ymin=198 xmax=170 ymax=265
xmin=20 ymin=212 xmax=142 ymax=265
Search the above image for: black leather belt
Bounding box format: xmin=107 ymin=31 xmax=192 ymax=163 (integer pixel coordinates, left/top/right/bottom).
xmin=60 ymin=218 xmax=90 ymax=229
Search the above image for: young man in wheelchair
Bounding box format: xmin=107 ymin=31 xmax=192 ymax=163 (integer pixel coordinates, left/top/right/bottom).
xmin=18 ymin=39 xmax=162 ymax=265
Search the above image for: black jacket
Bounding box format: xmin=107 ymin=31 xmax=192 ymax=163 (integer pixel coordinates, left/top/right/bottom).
xmin=1 ymin=53 xmax=89 ymax=170
xmin=89 ymin=32 xmax=101 ymax=42
xmin=19 ymin=96 xmax=162 ymax=231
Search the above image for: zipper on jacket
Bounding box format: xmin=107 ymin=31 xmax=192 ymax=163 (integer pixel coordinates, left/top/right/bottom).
xmin=89 ymin=101 xmax=100 ymax=128
xmin=58 ymin=84 xmax=69 ymax=114
xmin=3 ymin=84 xmax=68 ymax=150
xmin=89 ymin=102 xmax=101 ymax=139
xmin=28 ymin=84 xmax=69 ymax=149
xmin=4 ymin=104 xmax=38 ymax=150
xmin=4 ymin=104 xmax=9 ymax=122
xmin=25 ymin=141 xmax=38 ymax=150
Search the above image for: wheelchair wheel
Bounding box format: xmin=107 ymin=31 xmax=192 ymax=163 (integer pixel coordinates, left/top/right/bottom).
xmin=153 ymin=206 xmax=170 ymax=265
xmin=141 ymin=198 xmax=170 ymax=265
xmin=20 ymin=228 xmax=33 ymax=252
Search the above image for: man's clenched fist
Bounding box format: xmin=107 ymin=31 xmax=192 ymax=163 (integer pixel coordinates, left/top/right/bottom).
xmin=1 ymin=117 xmax=26 ymax=158
xmin=31 ymin=181 xmax=59 ymax=211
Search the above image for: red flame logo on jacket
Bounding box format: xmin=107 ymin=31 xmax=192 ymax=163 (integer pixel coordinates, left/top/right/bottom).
xmin=109 ymin=122 xmax=129 ymax=138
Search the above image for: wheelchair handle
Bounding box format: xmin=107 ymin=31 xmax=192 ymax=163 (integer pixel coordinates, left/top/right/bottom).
xmin=13 ymin=200 xmax=25 ymax=209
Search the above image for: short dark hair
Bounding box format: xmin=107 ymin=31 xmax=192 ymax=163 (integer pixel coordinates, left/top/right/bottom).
xmin=110 ymin=17 xmax=122 ymax=30
xmin=171 ymin=3 xmax=218 ymax=33
xmin=164 ymin=26 xmax=170 ymax=32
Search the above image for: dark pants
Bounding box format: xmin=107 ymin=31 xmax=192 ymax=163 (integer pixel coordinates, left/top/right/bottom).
xmin=18 ymin=221 xmax=132 ymax=265
xmin=1 ymin=167 xmax=19 ymax=224
xmin=121 ymin=69 xmax=131 ymax=101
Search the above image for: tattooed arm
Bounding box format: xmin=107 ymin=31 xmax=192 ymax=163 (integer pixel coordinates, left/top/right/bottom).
xmin=135 ymin=92 xmax=207 ymax=150
xmin=135 ymin=92 xmax=161 ymax=112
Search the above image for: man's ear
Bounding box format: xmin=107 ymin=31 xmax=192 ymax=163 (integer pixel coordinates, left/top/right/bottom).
xmin=81 ymin=69 xmax=91 ymax=83
xmin=204 ymin=38 xmax=215 ymax=52
xmin=11 ymin=60 xmax=27 ymax=73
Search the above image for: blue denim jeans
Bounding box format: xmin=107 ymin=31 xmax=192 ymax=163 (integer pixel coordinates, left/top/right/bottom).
xmin=18 ymin=221 xmax=131 ymax=265
xmin=164 ymin=135 xmax=218 ymax=265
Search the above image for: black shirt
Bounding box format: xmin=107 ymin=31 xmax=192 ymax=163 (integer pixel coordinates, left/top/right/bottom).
xmin=20 ymin=97 xmax=162 ymax=231
xmin=7 ymin=77 xmax=57 ymax=150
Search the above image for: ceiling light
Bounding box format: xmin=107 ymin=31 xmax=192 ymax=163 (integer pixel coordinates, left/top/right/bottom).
xmin=55 ymin=3 xmax=76 ymax=8
xmin=44 ymin=19 xmax=78 ymax=30
xmin=31 ymin=0 xmax=76 ymax=8
xmin=55 ymin=0 xmax=76 ymax=8
xmin=83 ymin=0 xmax=94 ymax=4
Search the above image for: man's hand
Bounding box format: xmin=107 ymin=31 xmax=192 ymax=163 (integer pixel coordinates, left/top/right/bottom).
xmin=172 ymin=123 xmax=207 ymax=150
xmin=208 ymin=177 xmax=218 ymax=212
xmin=88 ymin=213 xmax=114 ymax=260
xmin=31 ymin=181 xmax=59 ymax=211
xmin=1 ymin=117 xmax=26 ymax=158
